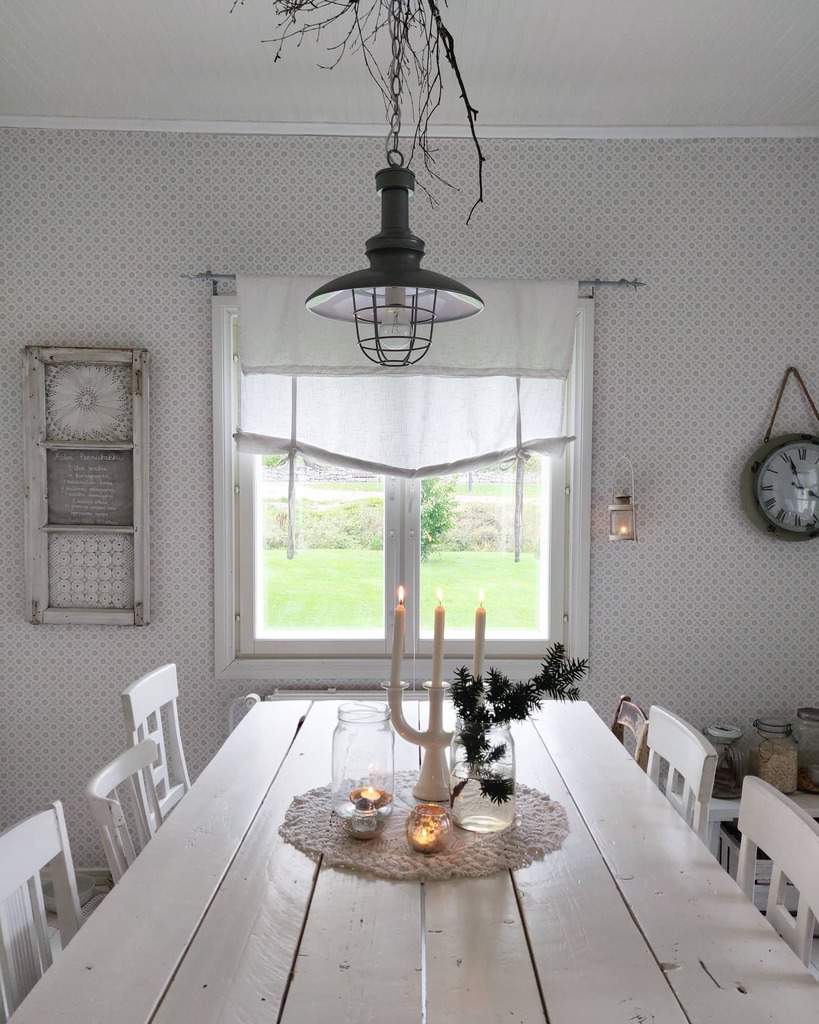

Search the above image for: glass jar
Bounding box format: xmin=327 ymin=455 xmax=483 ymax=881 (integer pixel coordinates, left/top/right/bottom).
xmin=449 ymin=721 xmax=515 ymax=833
xmin=796 ymin=707 xmax=819 ymax=791
xmin=331 ymin=703 xmax=395 ymax=819
xmin=406 ymin=803 xmax=452 ymax=854
xmin=750 ymin=717 xmax=798 ymax=794
xmin=703 ymin=724 xmax=744 ymax=799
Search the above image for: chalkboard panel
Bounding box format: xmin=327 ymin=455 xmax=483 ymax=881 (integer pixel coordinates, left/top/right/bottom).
xmin=47 ymin=449 xmax=133 ymax=526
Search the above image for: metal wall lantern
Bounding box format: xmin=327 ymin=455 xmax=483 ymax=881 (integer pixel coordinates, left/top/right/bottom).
xmin=305 ymin=166 xmax=483 ymax=367
xmin=608 ymin=456 xmax=638 ymax=541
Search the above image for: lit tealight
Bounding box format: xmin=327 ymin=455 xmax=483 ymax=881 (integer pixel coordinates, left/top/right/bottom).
xmin=349 ymin=786 xmax=393 ymax=810
xmin=406 ymin=803 xmax=452 ymax=855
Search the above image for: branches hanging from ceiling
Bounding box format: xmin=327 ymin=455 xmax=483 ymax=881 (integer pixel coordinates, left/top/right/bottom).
xmin=231 ymin=0 xmax=485 ymax=222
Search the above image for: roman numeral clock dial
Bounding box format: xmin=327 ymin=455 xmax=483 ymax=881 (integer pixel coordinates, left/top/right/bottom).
xmin=742 ymin=433 xmax=819 ymax=540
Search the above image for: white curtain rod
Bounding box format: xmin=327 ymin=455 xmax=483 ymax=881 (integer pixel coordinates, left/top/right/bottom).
xmin=182 ymin=271 xmax=647 ymax=296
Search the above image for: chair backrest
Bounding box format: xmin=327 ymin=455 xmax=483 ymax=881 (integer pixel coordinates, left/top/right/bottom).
xmin=121 ymin=664 xmax=191 ymax=831
xmin=0 ymin=803 xmax=81 ymax=1021
xmin=86 ymin=739 xmax=161 ymax=884
xmin=611 ymin=695 xmax=649 ymax=770
xmin=736 ymin=776 xmax=819 ymax=965
xmin=647 ymin=705 xmax=717 ymax=841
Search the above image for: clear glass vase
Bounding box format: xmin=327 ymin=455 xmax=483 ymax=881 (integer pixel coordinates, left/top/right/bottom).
xmin=449 ymin=721 xmax=515 ymax=833
xmin=331 ymin=703 xmax=395 ymax=819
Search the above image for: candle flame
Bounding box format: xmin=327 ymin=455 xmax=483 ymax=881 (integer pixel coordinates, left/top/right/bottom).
xmin=436 ymin=587 xmax=444 ymax=605
xmin=478 ymin=588 xmax=485 ymax=607
xmin=397 ymin=585 xmax=405 ymax=606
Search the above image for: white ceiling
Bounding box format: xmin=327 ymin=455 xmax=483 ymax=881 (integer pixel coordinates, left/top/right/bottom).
xmin=2 ymin=1 xmax=819 ymax=135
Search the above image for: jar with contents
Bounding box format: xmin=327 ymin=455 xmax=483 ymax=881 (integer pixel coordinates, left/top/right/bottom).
xmin=449 ymin=721 xmax=516 ymax=833
xmin=796 ymin=707 xmax=819 ymax=792
xmin=331 ymin=703 xmax=395 ymax=819
xmin=703 ymin=724 xmax=743 ymax=798
xmin=750 ymin=717 xmax=798 ymax=794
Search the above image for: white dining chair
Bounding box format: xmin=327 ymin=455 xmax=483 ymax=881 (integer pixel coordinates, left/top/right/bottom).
xmin=646 ymin=705 xmax=718 ymax=842
xmin=0 ymin=802 xmax=81 ymax=1021
xmin=121 ymin=664 xmax=191 ymax=832
xmin=736 ymin=776 xmax=819 ymax=966
xmin=86 ymin=739 xmax=161 ymax=884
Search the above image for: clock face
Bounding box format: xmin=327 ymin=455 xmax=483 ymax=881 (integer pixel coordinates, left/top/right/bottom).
xmin=755 ymin=439 xmax=819 ymax=533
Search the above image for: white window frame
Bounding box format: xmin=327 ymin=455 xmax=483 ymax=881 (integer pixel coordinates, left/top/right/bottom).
xmin=213 ymin=295 xmax=593 ymax=681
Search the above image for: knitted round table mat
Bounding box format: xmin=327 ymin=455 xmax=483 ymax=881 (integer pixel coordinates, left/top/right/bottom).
xmin=279 ymin=770 xmax=569 ymax=881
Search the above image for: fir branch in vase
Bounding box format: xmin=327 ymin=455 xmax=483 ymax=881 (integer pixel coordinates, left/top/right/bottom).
xmin=450 ymin=643 xmax=588 ymax=806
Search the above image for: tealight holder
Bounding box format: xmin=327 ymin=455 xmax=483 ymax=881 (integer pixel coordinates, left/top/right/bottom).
xmin=406 ymin=803 xmax=452 ymax=855
xmin=347 ymin=797 xmax=386 ymax=841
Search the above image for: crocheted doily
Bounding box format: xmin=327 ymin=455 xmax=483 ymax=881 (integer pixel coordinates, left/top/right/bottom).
xmin=279 ymin=770 xmax=569 ymax=881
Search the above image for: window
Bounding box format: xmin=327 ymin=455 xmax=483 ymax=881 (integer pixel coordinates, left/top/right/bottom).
xmin=213 ymin=297 xmax=592 ymax=681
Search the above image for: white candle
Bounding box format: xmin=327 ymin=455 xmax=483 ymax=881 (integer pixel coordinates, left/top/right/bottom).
xmin=431 ymin=588 xmax=445 ymax=688
xmin=390 ymin=586 xmax=405 ymax=687
xmin=473 ymin=589 xmax=486 ymax=679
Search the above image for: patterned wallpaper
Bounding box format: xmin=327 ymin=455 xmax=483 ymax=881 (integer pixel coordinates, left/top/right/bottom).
xmin=1 ymin=129 xmax=818 ymax=864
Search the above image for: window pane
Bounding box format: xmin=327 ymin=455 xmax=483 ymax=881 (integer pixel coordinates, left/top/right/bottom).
xmin=419 ymin=458 xmax=549 ymax=639
xmin=255 ymin=456 xmax=385 ymax=638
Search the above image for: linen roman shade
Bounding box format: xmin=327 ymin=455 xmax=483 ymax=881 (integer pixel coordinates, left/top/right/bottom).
xmin=234 ymin=275 xmax=579 ymax=555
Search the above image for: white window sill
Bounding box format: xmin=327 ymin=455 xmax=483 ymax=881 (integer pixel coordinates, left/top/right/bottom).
xmin=215 ymin=655 xmax=547 ymax=683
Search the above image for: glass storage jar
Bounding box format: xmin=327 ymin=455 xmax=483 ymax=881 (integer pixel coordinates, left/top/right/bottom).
xmin=449 ymin=721 xmax=515 ymax=833
xmin=796 ymin=707 xmax=819 ymax=792
xmin=331 ymin=703 xmax=395 ymax=819
xmin=750 ymin=717 xmax=798 ymax=794
xmin=704 ymin=724 xmax=743 ymax=799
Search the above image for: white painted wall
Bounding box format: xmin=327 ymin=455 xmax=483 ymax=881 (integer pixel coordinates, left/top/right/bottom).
xmin=0 ymin=130 xmax=817 ymax=863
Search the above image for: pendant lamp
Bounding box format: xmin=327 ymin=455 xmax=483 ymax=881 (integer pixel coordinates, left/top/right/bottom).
xmin=304 ymin=0 xmax=483 ymax=366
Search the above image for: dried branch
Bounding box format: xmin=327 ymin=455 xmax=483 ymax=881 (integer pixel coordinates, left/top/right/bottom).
xmin=231 ymin=0 xmax=485 ymax=220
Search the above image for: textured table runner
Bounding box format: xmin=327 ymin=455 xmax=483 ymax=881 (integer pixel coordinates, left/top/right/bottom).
xmin=279 ymin=770 xmax=569 ymax=881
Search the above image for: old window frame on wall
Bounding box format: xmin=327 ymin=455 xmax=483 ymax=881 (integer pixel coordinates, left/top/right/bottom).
xmin=213 ymin=295 xmax=593 ymax=682
xmin=23 ymin=346 xmax=150 ymax=626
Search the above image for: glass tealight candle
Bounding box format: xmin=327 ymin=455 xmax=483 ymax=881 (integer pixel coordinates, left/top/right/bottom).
xmin=406 ymin=803 xmax=452 ymax=855
xmin=347 ymin=797 xmax=385 ymax=841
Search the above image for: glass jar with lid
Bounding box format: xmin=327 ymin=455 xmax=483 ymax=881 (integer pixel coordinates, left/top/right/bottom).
xmin=703 ymin=724 xmax=743 ymax=798
xmin=331 ymin=702 xmax=395 ymax=819
xmin=750 ymin=717 xmax=798 ymax=794
xmin=796 ymin=707 xmax=819 ymax=792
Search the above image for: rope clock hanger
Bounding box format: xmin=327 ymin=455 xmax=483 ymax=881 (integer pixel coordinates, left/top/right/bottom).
xmin=741 ymin=367 xmax=819 ymax=541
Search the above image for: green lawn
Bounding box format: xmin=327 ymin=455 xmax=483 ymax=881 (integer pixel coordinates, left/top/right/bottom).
xmin=262 ymin=549 xmax=539 ymax=632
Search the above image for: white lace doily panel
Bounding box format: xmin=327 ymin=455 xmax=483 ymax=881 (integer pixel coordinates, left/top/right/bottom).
xmin=279 ymin=770 xmax=569 ymax=881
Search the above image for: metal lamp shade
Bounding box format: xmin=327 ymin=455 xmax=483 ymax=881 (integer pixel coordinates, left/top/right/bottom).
xmin=306 ymin=166 xmax=483 ymax=366
xmin=608 ymin=496 xmax=637 ymax=541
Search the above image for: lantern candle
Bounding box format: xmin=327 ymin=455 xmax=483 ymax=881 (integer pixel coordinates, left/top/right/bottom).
xmin=406 ymin=803 xmax=452 ymax=855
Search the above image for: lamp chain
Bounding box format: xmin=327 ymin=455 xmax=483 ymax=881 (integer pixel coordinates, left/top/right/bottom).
xmin=386 ymin=0 xmax=405 ymax=167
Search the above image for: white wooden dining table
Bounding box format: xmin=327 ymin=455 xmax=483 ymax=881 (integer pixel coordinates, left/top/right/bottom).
xmin=13 ymin=699 xmax=819 ymax=1023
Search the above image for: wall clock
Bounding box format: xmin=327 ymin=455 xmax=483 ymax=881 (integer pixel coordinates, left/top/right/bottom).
xmin=741 ymin=367 xmax=819 ymax=541
xmin=742 ymin=433 xmax=819 ymax=540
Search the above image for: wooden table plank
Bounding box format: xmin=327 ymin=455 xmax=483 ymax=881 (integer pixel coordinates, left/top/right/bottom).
xmin=422 ymin=702 xmax=546 ymax=1024
xmin=424 ymin=874 xmax=546 ymax=1024
xmin=13 ymin=700 xmax=310 ymax=1024
xmin=281 ymin=873 xmax=421 ymax=1024
xmin=280 ymin=699 xmax=422 ymax=1024
xmin=513 ymin=719 xmax=689 ymax=1024
xmin=535 ymin=702 xmax=819 ymax=1023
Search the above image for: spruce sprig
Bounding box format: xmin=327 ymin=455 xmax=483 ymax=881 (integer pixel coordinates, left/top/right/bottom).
xmin=450 ymin=643 xmax=588 ymax=805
